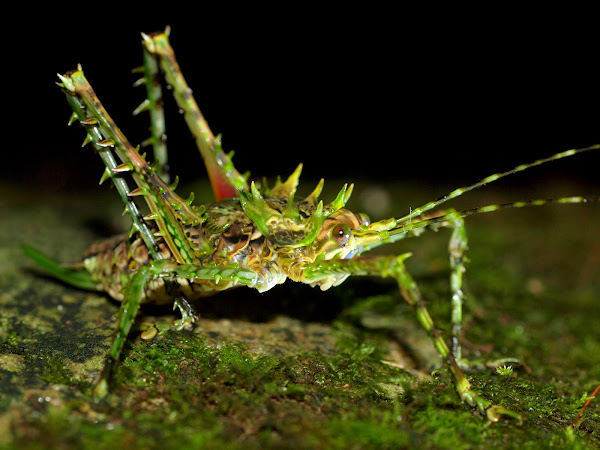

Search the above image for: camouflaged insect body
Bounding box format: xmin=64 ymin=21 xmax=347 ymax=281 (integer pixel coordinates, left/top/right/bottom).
xmin=82 ymin=175 xmax=363 ymax=303
xmin=24 ymin=28 xmax=599 ymax=423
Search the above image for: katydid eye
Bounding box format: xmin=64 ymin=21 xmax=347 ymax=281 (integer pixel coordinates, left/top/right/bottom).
xmin=332 ymin=223 xmax=351 ymax=244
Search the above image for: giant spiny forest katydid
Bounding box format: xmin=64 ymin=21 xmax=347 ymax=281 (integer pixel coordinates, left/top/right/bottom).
xmin=23 ymin=28 xmax=599 ymax=423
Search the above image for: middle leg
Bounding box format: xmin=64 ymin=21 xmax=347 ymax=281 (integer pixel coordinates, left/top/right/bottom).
xmin=302 ymin=254 xmax=522 ymax=422
xmin=93 ymin=260 xmax=263 ymax=398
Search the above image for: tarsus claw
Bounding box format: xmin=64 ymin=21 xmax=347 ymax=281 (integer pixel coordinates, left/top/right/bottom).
xmin=485 ymin=405 xmax=524 ymax=425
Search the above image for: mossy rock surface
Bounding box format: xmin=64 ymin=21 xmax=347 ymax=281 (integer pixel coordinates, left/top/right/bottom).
xmin=1 ymin=180 xmax=599 ymax=449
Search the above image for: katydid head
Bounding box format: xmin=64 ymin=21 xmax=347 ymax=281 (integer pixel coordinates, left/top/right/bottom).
xmin=304 ymin=209 xmax=371 ymax=260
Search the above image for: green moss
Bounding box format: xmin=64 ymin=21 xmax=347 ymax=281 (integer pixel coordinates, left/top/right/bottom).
xmin=2 ymin=182 xmax=600 ymax=448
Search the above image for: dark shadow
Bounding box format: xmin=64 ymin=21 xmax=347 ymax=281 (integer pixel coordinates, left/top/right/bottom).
xmin=138 ymin=277 xmax=395 ymax=324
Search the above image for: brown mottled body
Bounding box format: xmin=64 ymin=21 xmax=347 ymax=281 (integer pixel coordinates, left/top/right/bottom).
xmin=82 ymin=198 xmax=365 ymax=304
xmin=82 ymin=200 xmax=272 ymax=304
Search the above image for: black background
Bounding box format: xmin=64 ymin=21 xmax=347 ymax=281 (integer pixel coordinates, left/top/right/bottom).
xmin=6 ymin=10 xmax=599 ymax=194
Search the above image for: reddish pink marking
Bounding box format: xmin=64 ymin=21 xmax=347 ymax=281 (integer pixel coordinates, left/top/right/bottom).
xmin=206 ymin=160 xmax=239 ymax=201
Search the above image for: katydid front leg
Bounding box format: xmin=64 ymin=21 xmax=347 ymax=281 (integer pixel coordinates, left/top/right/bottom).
xmin=448 ymin=216 xmax=468 ymax=361
xmin=446 ymin=216 xmax=521 ymax=372
xmin=302 ymin=253 xmax=523 ymax=423
xmin=410 ymin=210 xmax=469 ymax=361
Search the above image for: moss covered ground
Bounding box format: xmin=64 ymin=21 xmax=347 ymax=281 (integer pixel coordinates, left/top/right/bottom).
xmin=1 ymin=179 xmax=598 ymax=449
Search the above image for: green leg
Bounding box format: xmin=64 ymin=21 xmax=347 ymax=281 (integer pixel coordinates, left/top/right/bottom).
xmin=448 ymin=216 xmax=468 ymax=361
xmin=414 ymin=210 xmax=469 ymax=361
xmin=141 ymin=30 xmax=249 ymax=201
xmin=447 ymin=218 xmax=521 ymax=371
xmin=93 ymin=260 xmax=262 ymax=398
xmin=303 ymin=254 xmax=522 ymax=423
xmin=173 ymin=297 xmax=196 ymax=331
xmin=139 ymin=298 xmax=197 ymax=339
xmin=61 ymin=68 xmax=215 ymax=265
xmin=22 ymin=245 xmax=97 ymax=291
xmin=438 ymin=215 xmax=521 ymax=371
xmin=134 ymin=41 xmax=169 ymax=182
xmin=93 ymin=265 xmax=151 ymax=398
xmin=59 ymin=71 xmax=164 ymax=262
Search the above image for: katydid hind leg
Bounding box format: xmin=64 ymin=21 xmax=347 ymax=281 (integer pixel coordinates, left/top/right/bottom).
xmin=134 ymin=42 xmax=169 ymax=182
xmin=141 ymin=30 xmax=249 ymax=201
